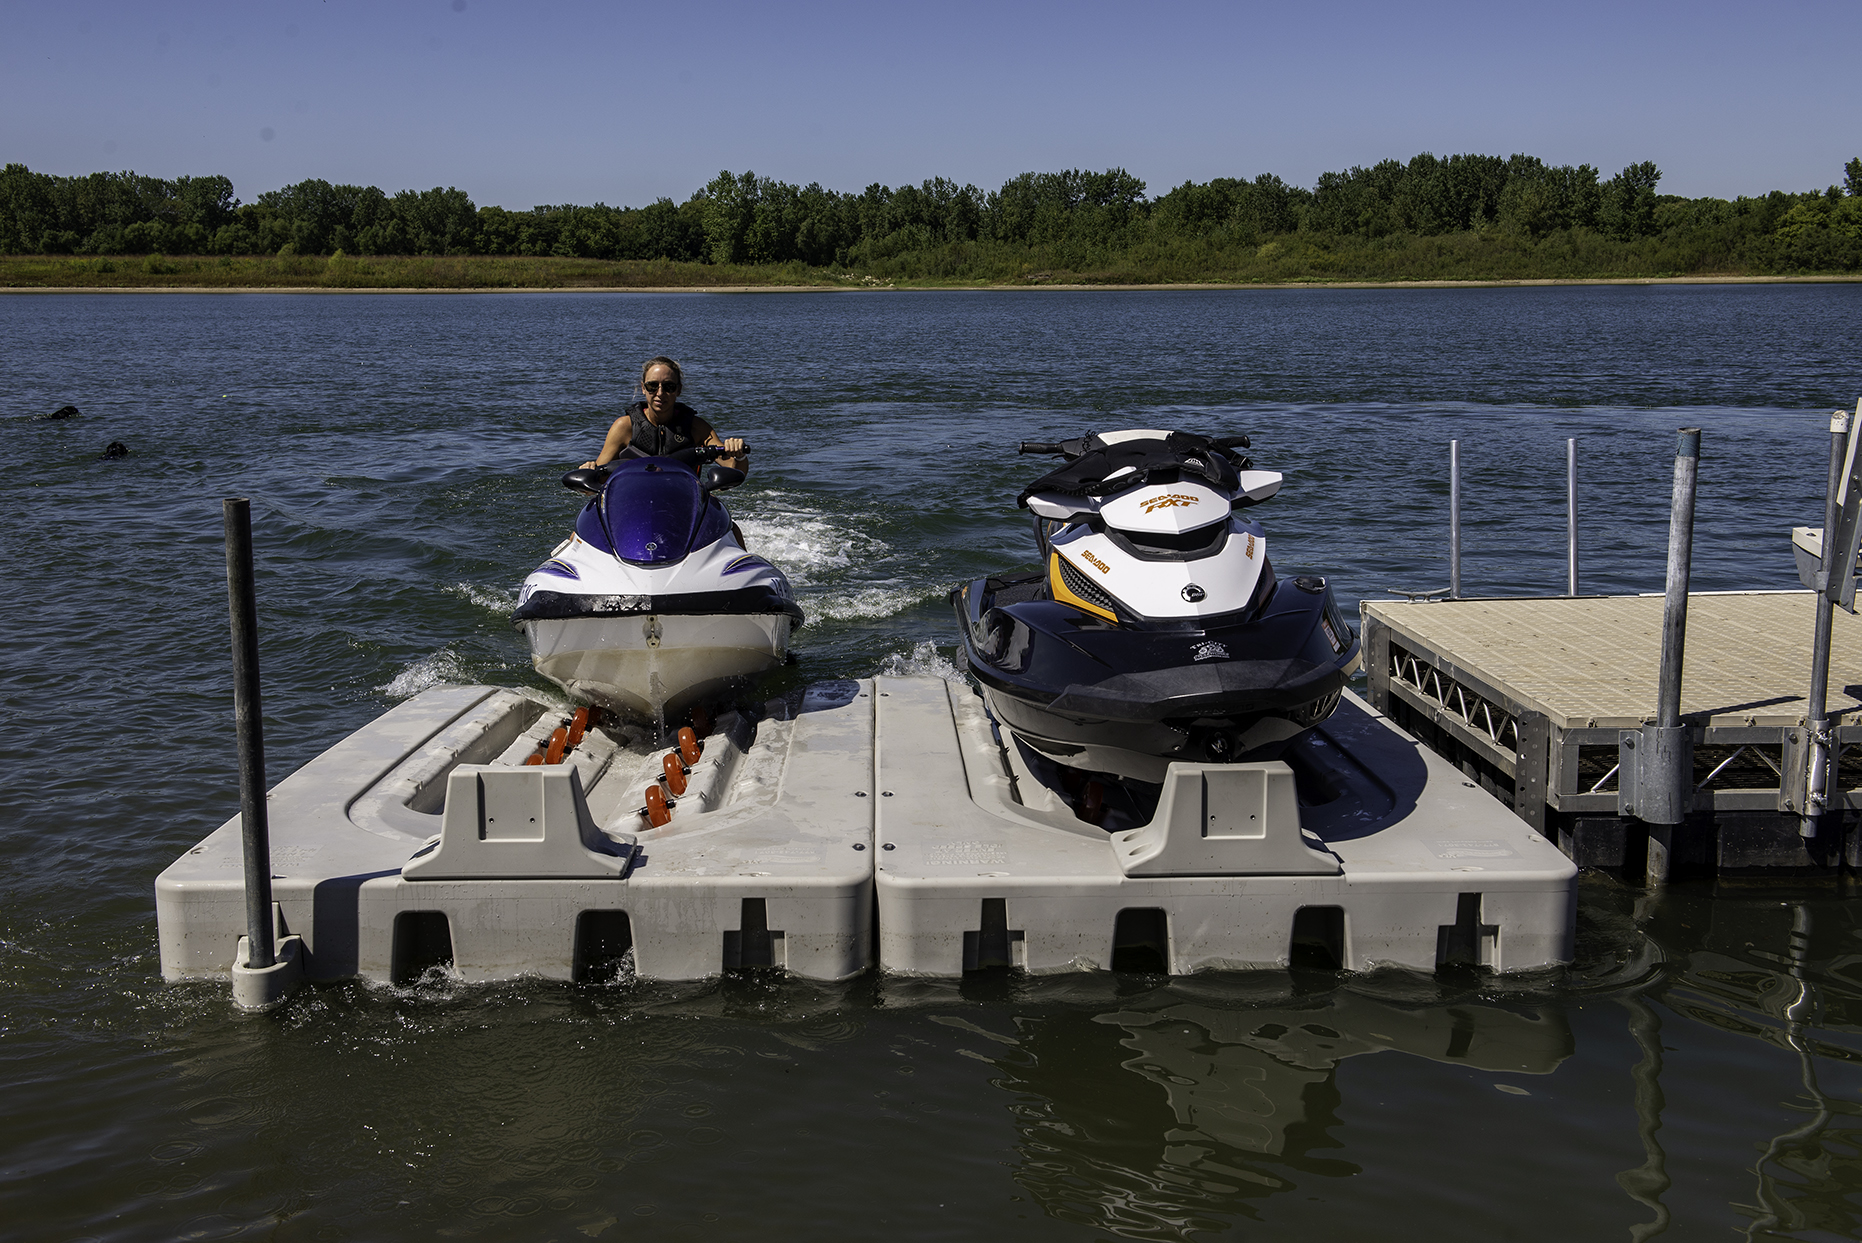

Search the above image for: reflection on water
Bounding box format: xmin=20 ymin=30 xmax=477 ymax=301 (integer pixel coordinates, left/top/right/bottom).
xmin=975 ymin=981 xmax=1571 ymax=1235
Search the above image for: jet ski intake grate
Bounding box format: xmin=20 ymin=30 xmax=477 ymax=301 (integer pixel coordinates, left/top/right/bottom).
xmin=1057 ymin=555 xmax=1119 ymax=616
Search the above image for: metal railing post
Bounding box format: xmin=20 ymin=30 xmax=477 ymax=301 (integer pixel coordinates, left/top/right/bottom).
xmin=1449 ymin=439 xmax=1461 ymax=599
xmin=1801 ymin=408 xmax=1852 ymax=837
xmin=1567 ymin=438 xmax=1580 ymax=596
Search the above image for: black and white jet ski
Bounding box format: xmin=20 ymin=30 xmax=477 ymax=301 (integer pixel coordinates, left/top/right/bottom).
xmin=953 ymin=429 xmax=1360 ymax=783
xmin=513 ymin=445 xmax=803 ymax=723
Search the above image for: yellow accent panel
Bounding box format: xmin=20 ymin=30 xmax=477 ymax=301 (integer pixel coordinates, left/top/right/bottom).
xmin=1049 ymin=552 xmax=1118 ymax=623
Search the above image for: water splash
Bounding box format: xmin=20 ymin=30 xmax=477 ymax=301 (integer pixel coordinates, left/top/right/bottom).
xmin=876 ymin=640 xmax=964 ymax=683
xmin=449 ymin=581 xmax=516 ymax=612
xmin=376 ymin=648 xmax=468 ymax=698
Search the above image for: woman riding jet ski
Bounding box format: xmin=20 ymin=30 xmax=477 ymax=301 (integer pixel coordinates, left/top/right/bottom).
xmin=953 ymin=429 xmax=1359 ymax=784
xmin=516 ymin=356 xmax=800 ymax=724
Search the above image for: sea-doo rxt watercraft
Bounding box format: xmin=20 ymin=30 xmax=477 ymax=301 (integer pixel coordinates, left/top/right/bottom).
xmin=954 ymin=429 xmax=1360 ymax=782
xmin=514 ymin=445 xmax=803 ymax=722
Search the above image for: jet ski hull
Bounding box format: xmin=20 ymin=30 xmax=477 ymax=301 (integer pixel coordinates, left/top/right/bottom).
xmin=955 ymin=573 xmax=1360 ymax=782
xmin=523 ymin=612 xmax=793 ymax=721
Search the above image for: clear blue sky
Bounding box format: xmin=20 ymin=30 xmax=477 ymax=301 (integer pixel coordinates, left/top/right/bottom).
xmin=4 ymin=0 xmax=1858 ymax=208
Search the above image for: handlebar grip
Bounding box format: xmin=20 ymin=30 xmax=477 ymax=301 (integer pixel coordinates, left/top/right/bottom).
xmin=1019 ymin=441 xmax=1064 ymax=455
xmin=1213 ymin=435 xmax=1251 ymax=449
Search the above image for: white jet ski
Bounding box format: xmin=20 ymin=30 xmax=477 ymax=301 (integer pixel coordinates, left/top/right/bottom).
xmin=954 ymin=429 xmax=1360 ymax=784
xmin=514 ymin=445 xmax=803 ymax=724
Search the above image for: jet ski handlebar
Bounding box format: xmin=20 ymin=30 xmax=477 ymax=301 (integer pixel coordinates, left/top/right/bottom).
xmin=1018 ymin=433 xmax=1251 ymax=458
xmin=561 ymin=442 xmax=751 ymax=495
xmin=668 ymin=442 xmax=746 ymax=466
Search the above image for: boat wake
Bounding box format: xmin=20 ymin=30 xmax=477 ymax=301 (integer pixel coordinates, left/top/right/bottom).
xmin=736 ymin=492 xmax=927 ymax=622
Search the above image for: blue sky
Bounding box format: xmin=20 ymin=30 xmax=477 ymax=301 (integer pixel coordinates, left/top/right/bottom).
xmin=4 ymin=0 xmax=1858 ymax=208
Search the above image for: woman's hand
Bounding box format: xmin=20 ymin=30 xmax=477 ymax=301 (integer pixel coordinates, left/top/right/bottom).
xmin=580 ymin=459 xmax=600 ymax=469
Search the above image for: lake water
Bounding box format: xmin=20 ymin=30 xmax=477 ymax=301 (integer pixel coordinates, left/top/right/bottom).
xmin=5 ymin=285 xmax=1862 ymax=1240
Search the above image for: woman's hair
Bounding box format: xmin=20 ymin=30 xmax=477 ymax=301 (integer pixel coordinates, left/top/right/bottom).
xmin=640 ymin=356 xmax=683 ymax=391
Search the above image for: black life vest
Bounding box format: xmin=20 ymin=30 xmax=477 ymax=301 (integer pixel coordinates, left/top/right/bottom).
xmin=626 ymin=401 xmax=701 ymax=457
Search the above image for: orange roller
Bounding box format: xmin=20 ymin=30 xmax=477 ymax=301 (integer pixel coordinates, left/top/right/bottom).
xmin=585 ymin=704 xmax=602 ymax=727
xmin=523 ymin=753 xmax=544 ymax=766
xmin=690 ymin=704 xmax=712 ymax=738
xmin=1082 ymin=780 xmax=1106 ymax=825
xmin=566 ymin=706 xmax=590 ymax=747
xmin=643 ymin=784 xmax=671 ymax=827
xmin=545 ymin=726 xmax=569 ymax=764
xmin=678 ymin=726 xmax=702 ymax=768
xmin=662 ymin=751 xmax=688 ymax=796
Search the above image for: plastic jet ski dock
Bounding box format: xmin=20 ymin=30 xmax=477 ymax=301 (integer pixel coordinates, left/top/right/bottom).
xmin=158 ymin=676 xmax=1575 ymax=1000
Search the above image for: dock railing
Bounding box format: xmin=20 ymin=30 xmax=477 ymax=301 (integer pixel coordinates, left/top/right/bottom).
xmin=1363 ymin=415 xmax=1862 ymax=876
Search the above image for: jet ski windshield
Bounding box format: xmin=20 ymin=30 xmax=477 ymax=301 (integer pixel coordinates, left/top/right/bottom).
xmin=599 ymin=458 xmax=728 ymax=565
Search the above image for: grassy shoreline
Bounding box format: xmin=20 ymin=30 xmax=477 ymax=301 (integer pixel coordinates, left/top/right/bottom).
xmin=4 ymin=252 xmax=1859 ymax=293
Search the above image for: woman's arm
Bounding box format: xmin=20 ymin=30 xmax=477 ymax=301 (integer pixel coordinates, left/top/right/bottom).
xmin=582 ymin=414 xmax=634 ymax=469
xmin=696 ymin=418 xmax=747 ymax=475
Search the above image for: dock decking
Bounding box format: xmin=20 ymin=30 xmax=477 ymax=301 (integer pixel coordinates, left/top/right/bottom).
xmin=1360 ymin=590 xmax=1862 ymax=873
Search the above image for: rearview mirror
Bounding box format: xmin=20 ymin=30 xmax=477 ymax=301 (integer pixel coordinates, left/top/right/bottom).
xmin=699 ymin=464 xmax=746 ymax=494
xmin=561 ymin=467 xmax=606 ymax=495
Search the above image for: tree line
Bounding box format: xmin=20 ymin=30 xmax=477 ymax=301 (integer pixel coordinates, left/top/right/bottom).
xmin=3 ymin=155 xmax=1861 ymax=276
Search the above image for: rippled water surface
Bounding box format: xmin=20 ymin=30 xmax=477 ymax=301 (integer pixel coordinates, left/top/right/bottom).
xmin=6 ymin=286 xmax=1862 ymax=1240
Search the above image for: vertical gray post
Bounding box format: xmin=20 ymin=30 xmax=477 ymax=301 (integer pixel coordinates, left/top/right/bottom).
xmin=1801 ymin=410 xmax=1851 ymax=837
xmin=1655 ymin=430 xmax=1701 ymax=731
xmin=1449 ymin=439 xmax=1462 ymax=599
xmin=1567 ymin=438 xmax=1580 ymax=596
xmin=224 ymin=498 xmax=276 ymax=971
xmin=1622 ymin=431 xmax=1700 ymax=881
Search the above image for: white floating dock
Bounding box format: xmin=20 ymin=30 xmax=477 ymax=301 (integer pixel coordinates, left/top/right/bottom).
xmin=875 ymin=677 xmax=1575 ymax=976
xmin=157 ymin=675 xmax=1575 ymax=988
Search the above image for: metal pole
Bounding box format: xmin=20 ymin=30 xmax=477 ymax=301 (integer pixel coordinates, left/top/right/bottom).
xmin=1625 ymin=429 xmax=1701 ymax=865
xmin=1655 ymin=430 xmax=1701 ymax=730
xmin=1567 ymin=438 xmax=1580 ymax=596
xmin=1449 ymin=439 xmax=1461 ymax=599
xmin=1801 ymin=409 xmax=1850 ymax=836
xmin=224 ymin=498 xmax=276 ymax=970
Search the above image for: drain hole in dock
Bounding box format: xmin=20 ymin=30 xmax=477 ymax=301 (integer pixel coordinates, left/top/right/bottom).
xmin=1110 ymin=908 xmax=1170 ymax=973
xmin=1289 ymin=906 xmax=1346 ymax=971
xmin=963 ymin=898 xmax=1025 ymax=972
xmin=391 ymin=911 xmax=453 ymax=982
xmin=723 ymin=899 xmax=784 ymax=970
xmin=573 ymin=910 xmax=633 ymax=984
xmin=1435 ymin=892 xmax=1498 ymax=971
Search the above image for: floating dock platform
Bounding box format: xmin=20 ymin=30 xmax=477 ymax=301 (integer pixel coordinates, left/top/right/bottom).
xmin=157 ymin=675 xmax=1575 ymax=989
xmin=1361 ymin=590 xmax=1862 ymax=877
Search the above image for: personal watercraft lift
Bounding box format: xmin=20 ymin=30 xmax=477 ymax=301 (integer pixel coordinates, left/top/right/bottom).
xmin=157 ymin=675 xmax=1575 ymax=990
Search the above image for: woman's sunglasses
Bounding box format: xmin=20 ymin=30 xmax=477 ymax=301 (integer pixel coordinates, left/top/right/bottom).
xmin=643 ymin=380 xmax=680 ymax=393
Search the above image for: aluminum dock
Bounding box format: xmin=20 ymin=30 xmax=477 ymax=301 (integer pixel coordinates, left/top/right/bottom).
xmin=1361 ymin=590 xmax=1862 ymax=877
